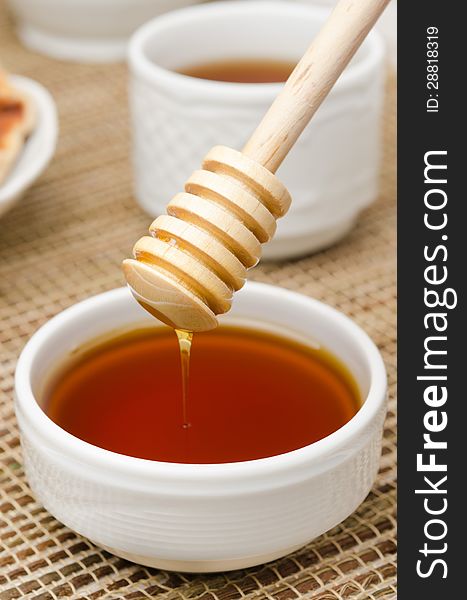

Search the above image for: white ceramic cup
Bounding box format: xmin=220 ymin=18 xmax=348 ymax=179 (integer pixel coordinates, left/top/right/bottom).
xmin=15 ymin=283 xmax=387 ymax=572
xmin=129 ymin=1 xmax=385 ymax=260
xmin=6 ymin=0 xmax=202 ymax=63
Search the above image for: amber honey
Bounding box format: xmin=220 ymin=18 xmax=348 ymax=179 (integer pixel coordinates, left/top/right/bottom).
xmin=177 ymin=58 xmax=296 ymax=83
xmin=43 ymin=325 xmax=360 ymax=464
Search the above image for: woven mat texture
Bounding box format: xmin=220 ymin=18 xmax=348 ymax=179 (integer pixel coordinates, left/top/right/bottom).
xmin=0 ymin=5 xmax=396 ymax=599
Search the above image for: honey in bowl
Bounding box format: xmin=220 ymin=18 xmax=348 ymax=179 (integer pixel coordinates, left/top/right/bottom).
xmin=43 ymin=325 xmax=360 ymax=464
xmin=177 ymin=58 xmax=296 ymax=83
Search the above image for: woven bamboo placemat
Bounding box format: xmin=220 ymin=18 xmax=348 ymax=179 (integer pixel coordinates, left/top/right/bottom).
xmin=0 ymin=5 xmax=396 ymax=599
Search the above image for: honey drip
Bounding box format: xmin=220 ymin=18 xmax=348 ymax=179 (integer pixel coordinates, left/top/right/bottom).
xmin=131 ymin=298 xmax=195 ymax=429
xmin=175 ymin=329 xmax=193 ymax=429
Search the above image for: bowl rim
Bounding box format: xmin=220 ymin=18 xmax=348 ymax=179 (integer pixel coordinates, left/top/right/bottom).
xmin=128 ymin=0 xmax=385 ymax=103
xmin=15 ymin=283 xmax=387 ymax=482
xmin=0 ymin=75 xmax=58 ymax=211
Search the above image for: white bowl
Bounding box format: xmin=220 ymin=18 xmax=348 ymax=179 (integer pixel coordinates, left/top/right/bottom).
xmin=15 ymin=283 xmax=387 ymax=572
xmin=7 ymin=0 xmax=203 ymax=63
xmin=0 ymin=76 xmax=58 ymax=218
xmin=128 ymin=1 xmax=385 ymax=259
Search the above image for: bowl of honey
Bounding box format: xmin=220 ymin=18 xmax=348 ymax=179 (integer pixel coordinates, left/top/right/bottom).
xmin=15 ymin=282 xmax=387 ymax=572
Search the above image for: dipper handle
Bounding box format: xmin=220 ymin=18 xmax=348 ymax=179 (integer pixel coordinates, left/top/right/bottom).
xmin=243 ymin=0 xmax=390 ymax=172
xmin=123 ymin=0 xmax=390 ymax=332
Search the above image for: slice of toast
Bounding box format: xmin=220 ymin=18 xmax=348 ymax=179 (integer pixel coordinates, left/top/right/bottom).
xmin=0 ymin=69 xmax=37 ymax=185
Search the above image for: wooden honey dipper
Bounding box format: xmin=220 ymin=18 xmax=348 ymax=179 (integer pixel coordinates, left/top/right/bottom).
xmin=123 ymin=0 xmax=390 ymax=332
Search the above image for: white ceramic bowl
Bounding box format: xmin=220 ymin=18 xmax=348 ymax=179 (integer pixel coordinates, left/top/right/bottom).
xmin=7 ymin=0 xmax=203 ymax=63
xmin=15 ymin=283 xmax=387 ymax=572
xmin=0 ymin=76 xmax=58 ymax=218
xmin=129 ymin=1 xmax=385 ymax=259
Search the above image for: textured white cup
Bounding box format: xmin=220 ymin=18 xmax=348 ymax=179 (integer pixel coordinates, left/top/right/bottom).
xmin=129 ymin=1 xmax=385 ymax=259
xmin=7 ymin=0 xmax=202 ymax=63
xmin=15 ymin=283 xmax=387 ymax=572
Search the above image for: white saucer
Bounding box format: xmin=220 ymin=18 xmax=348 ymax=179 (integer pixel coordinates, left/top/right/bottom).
xmin=0 ymin=75 xmax=58 ymax=218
